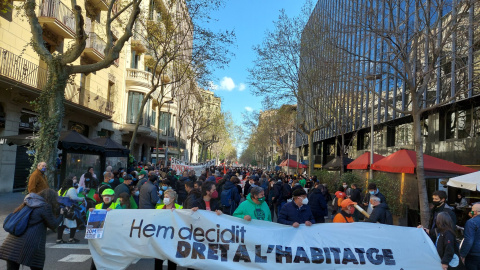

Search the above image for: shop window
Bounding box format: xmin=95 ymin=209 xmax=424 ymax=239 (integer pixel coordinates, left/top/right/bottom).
xmin=126 ymin=91 xmax=144 ymax=124
xmin=457 ymin=109 xmax=472 ymax=139
xmin=386 ymin=126 xmax=395 ymax=147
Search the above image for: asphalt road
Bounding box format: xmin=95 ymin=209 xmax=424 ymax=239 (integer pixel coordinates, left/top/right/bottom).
xmin=0 ymin=192 xmax=186 ymax=270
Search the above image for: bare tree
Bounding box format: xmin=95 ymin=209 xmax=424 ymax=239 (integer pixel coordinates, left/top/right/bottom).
xmin=25 ymin=0 xmax=141 ymax=185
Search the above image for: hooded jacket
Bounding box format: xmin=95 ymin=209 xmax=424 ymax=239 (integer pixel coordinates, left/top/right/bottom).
xmin=233 ymin=193 xmax=272 ymax=221
xmin=0 ymin=193 xmax=62 ymax=268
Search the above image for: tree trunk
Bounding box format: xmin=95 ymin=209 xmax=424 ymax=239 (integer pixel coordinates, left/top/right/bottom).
xmin=307 ymin=131 xmax=314 ymax=175
xmin=189 ymin=134 xmax=195 ymax=162
xmin=31 ymin=64 xmax=69 ymax=188
xmin=413 ymin=112 xmax=430 ymax=226
xmin=340 ymin=133 xmax=345 ymax=175
xmin=156 ymin=108 xmax=161 ymax=166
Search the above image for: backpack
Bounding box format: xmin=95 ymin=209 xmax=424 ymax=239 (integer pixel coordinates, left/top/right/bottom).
xmin=221 ymin=188 xmax=234 ymax=208
xmin=3 ymin=206 xmax=39 ymax=236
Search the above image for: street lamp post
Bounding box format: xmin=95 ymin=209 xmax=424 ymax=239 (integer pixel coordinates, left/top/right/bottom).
xmin=164 ymin=99 xmax=174 ymax=167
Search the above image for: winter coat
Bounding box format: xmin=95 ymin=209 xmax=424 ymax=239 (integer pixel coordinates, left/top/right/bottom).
xmin=198 ymin=198 xmax=220 ymax=212
xmin=277 ymin=201 xmax=315 ymax=226
xmin=435 ymin=230 xmax=459 ymax=268
xmin=350 ymin=188 xmax=362 ymax=204
xmin=27 ymin=169 xmax=49 ymax=194
xmin=308 ymin=188 xmax=328 ymax=219
xmin=183 ymin=189 xmax=203 ymax=209
xmin=460 ymin=215 xmax=480 ymax=258
xmin=0 ymin=194 xmax=62 ymax=268
xmin=282 ymin=183 xmax=292 ymax=201
xmin=221 ymin=181 xmax=241 ymax=207
xmin=233 ymin=194 xmax=272 ymax=221
xmin=176 ymin=177 xmax=189 ymax=204
xmin=428 ymin=203 xmax=457 ymax=242
xmin=114 ymin=183 xmax=131 ymax=201
xmin=139 ymin=181 xmax=160 ymax=209
xmin=271 ymin=181 xmax=283 ymax=204
xmin=366 ymin=203 xmax=393 ymax=225
xmin=333 ymin=211 xmax=355 ymax=223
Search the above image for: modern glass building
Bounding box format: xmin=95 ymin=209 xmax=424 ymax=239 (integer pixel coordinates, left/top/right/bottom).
xmin=298 ymin=0 xmax=480 ymax=170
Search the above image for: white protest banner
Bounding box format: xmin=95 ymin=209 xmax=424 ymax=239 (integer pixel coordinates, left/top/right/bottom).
xmin=171 ymin=158 xmax=215 ymax=176
xmin=88 ymin=210 xmax=441 ymax=270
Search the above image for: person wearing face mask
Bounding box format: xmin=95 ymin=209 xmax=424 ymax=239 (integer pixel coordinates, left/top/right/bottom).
xmin=97 ymin=172 xmax=114 ymax=203
xmin=28 ymin=162 xmax=49 ymax=194
xmin=363 ymin=183 xmax=387 ymax=215
xmin=191 ymin=181 xmax=222 ymax=214
xmin=79 ymin=167 xmax=98 ymax=190
xmin=278 ymin=189 xmax=315 ymax=228
xmin=460 ymin=203 xmax=480 ymax=269
xmin=419 ymin=190 xmax=457 ymax=243
xmin=136 ymin=170 xmax=148 ymax=190
xmin=308 ymin=181 xmax=328 ymax=223
xmin=333 ymin=199 xmax=357 ymax=223
xmin=90 ymin=189 xmax=117 ymax=211
xmin=233 ymin=186 xmax=272 ymax=222
xmin=154 ymin=189 xmax=182 ymax=270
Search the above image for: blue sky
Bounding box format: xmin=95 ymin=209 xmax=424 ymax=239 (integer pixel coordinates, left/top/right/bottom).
xmin=203 ymin=0 xmax=308 ymax=129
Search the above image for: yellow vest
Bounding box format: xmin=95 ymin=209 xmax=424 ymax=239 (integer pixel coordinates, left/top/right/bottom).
xmin=95 ymin=201 xmax=118 ymax=210
xmin=155 ymin=203 xmax=183 ymax=209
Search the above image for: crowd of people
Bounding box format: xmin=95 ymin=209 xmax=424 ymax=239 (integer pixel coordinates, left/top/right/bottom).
xmin=0 ymin=161 xmax=479 ymax=270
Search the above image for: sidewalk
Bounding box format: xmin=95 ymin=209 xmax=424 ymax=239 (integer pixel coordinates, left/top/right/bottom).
xmin=0 ymin=192 xmax=26 ymax=270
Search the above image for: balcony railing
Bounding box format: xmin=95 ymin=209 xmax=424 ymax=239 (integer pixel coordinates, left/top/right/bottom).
xmin=84 ymin=32 xmax=106 ymax=62
xmin=76 ymin=87 xmax=114 ymax=116
xmin=38 ymin=0 xmax=76 ymax=38
xmin=0 ymin=47 xmax=47 ymax=90
xmin=126 ymin=68 xmax=152 ymax=86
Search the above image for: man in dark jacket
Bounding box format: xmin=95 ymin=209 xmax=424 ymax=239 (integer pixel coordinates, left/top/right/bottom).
xmin=350 ymin=183 xmax=362 ymax=221
xmin=424 ymin=190 xmax=457 ymax=242
xmin=460 ymin=203 xmax=480 ymax=269
xmin=363 ymin=183 xmax=387 ymax=215
xmin=114 ymin=175 xmax=133 ymax=201
xmin=365 ymin=196 xmax=393 ymax=225
xmin=183 ymin=180 xmax=202 ymax=209
xmin=278 ymin=189 xmax=315 ymax=227
xmin=139 ymin=175 xmax=159 ymax=209
xmin=271 ymin=179 xmax=284 ymax=217
xmin=308 ymin=182 xmax=328 ymax=223
xmin=176 ymin=177 xmax=189 ymax=205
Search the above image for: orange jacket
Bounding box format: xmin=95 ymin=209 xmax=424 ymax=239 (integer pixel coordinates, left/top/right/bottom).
xmin=333 ymin=212 xmax=354 ymax=223
xmin=28 ymin=169 xmax=49 ymax=194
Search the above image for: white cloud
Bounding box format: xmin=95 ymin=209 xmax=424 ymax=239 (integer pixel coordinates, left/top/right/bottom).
xmin=219 ymin=77 xmax=236 ymax=91
xmin=238 ymin=83 xmax=246 ymax=91
xmin=208 ymin=81 xmax=218 ymax=91
xmin=245 ymin=106 xmax=253 ymax=112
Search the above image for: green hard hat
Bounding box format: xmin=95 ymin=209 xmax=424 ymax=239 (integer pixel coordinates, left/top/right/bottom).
xmin=101 ymin=189 xmax=115 ymax=196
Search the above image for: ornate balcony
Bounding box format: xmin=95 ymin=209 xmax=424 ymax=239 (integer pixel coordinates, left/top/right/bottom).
xmin=84 ymin=32 xmax=106 ymax=62
xmin=38 ymin=0 xmax=76 ymax=39
xmin=125 ymin=68 xmax=152 ymax=90
xmin=86 ymin=0 xmax=109 ymax=11
xmin=0 ymin=47 xmax=47 ymax=90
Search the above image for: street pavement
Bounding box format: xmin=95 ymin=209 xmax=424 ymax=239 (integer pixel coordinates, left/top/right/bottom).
xmin=0 ymin=192 xmax=187 ymax=270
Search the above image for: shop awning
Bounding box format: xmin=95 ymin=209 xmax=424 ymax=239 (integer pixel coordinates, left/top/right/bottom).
xmin=347 ymin=152 xmax=385 ymax=170
xmin=447 ymin=171 xmax=480 ymax=191
xmin=0 ymin=130 xmax=104 ymax=152
xmin=371 ymin=149 xmax=477 ymax=175
xmin=323 ymin=156 xmax=354 ymax=171
xmin=279 ymin=159 xmax=307 ymax=168
xmin=92 ymin=137 xmax=129 ymax=157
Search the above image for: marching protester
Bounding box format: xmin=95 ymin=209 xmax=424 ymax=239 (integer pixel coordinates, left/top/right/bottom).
xmin=233 ymin=186 xmax=272 ymax=221
xmin=90 ymin=189 xmax=117 ymax=211
xmin=421 ymin=191 xmax=457 ymax=242
xmin=220 ymin=176 xmax=241 ymax=215
xmin=155 ymin=190 xmax=182 ymax=270
xmin=363 ymin=183 xmax=387 ymax=215
xmin=97 ymin=172 xmax=114 ymax=202
xmin=57 ymin=178 xmax=85 ymax=243
xmin=333 ymin=198 xmax=356 ymax=223
xmin=0 ymin=189 xmax=63 ymax=270
xmin=307 ymin=181 xmax=328 ymax=223
xmin=139 ymin=175 xmax=160 ymax=209
xmin=278 ymin=189 xmax=315 ymax=228
xmin=191 ymin=181 xmax=222 ymax=214
xmin=433 ymin=212 xmax=462 ymax=270
xmin=27 ymin=162 xmax=49 ymax=194
xmin=114 ymin=174 xmax=133 ymax=201
xmin=365 ymin=195 xmax=393 ymax=225
xmin=460 ymin=203 xmax=480 ymax=269
xmin=183 ymin=181 xmax=202 ymax=209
